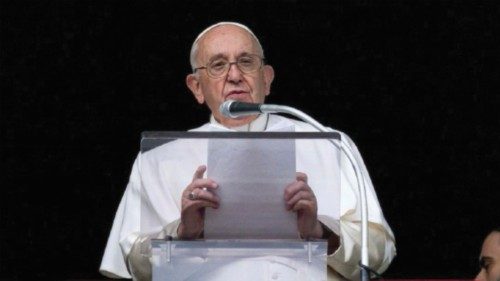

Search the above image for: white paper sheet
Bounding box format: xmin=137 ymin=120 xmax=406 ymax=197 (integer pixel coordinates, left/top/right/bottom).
xmin=205 ymin=134 xmax=298 ymax=239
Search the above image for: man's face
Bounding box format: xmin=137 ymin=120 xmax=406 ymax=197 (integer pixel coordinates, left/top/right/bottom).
xmin=476 ymin=231 xmax=500 ymax=281
xmin=186 ymin=25 xmax=274 ymax=127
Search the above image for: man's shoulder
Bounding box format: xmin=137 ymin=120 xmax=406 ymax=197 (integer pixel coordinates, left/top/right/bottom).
xmin=268 ymin=114 xmax=344 ymax=133
xmin=267 ymin=114 xmax=314 ymax=131
xmin=267 ymin=114 xmax=357 ymax=144
xmin=139 ymin=125 xmax=210 ymax=163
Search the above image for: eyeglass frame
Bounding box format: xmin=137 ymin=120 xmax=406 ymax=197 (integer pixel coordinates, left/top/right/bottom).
xmin=193 ymin=54 xmax=265 ymax=78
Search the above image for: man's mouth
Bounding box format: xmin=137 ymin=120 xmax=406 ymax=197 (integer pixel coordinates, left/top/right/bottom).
xmin=226 ymin=90 xmax=249 ymax=100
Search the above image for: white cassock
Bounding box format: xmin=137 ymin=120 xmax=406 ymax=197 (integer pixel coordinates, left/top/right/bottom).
xmin=100 ymin=114 xmax=396 ymax=281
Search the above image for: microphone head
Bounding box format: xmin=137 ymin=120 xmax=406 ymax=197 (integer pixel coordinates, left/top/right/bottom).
xmin=219 ymin=100 xmax=236 ymax=118
xmin=220 ymin=100 xmax=263 ymax=118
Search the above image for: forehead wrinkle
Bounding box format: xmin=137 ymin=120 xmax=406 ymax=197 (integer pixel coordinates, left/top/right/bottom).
xmin=203 ymin=29 xmax=257 ymax=51
xmin=191 ymin=22 xmax=264 ymax=69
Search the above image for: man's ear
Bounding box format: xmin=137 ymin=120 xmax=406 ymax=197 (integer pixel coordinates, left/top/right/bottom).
xmin=186 ymin=74 xmax=205 ymax=104
xmin=263 ymin=65 xmax=275 ymax=96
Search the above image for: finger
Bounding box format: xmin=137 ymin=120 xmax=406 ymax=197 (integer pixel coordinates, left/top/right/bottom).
xmin=296 ymin=172 xmax=308 ymax=183
xmin=192 ymin=165 xmax=207 ymax=181
xmin=286 ymin=190 xmax=313 ymax=210
xmin=182 ymin=179 xmax=218 ymax=207
xmin=187 ymin=199 xmax=220 ymax=210
xmin=292 ymin=199 xmax=315 ymax=213
xmin=284 ymin=181 xmax=308 ymax=201
xmin=190 ymin=178 xmax=218 ymax=191
xmin=190 ymin=188 xmax=220 ymax=204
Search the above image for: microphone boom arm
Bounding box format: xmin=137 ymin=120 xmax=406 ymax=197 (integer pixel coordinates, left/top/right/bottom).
xmin=220 ymin=99 xmax=370 ymax=280
xmin=263 ymin=104 xmax=371 ymax=281
xmin=261 ymin=104 xmax=329 ymax=132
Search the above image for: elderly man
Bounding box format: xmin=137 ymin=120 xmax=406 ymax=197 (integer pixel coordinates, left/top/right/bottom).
xmin=476 ymin=228 xmax=500 ymax=281
xmin=100 ymin=22 xmax=396 ymax=280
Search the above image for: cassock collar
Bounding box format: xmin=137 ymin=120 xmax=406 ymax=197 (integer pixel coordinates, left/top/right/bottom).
xmin=209 ymin=114 xmax=270 ymax=132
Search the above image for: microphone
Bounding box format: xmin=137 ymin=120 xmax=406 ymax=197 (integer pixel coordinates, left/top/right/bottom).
xmin=219 ymin=100 xmax=280 ymax=118
xmin=219 ymin=100 xmax=327 ymax=132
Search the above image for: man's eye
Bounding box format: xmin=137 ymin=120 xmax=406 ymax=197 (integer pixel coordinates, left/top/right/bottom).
xmin=210 ymin=61 xmax=227 ymax=70
xmin=480 ymin=258 xmax=492 ymax=271
xmin=238 ymin=57 xmax=254 ymax=66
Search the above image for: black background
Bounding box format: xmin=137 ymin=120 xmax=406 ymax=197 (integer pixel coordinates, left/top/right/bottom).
xmin=1 ymin=0 xmax=499 ymax=280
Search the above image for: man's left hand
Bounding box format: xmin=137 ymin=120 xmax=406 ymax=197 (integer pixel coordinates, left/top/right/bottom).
xmin=284 ymin=172 xmax=323 ymax=239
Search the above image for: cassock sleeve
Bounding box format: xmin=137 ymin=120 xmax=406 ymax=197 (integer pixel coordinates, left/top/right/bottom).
xmin=99 ymin=151 xmax=188 ymax=280
xmin=324 ymin=133 xmax=396 ymax=280
xmin=99 ymin=155 xmax=141 ymax=279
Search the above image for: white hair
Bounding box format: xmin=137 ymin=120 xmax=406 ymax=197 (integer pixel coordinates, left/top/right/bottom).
xmin=189 ymin=22 xmax=264 ymax=71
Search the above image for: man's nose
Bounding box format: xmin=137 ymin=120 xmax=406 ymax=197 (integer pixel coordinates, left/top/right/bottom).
xmin=474 ymin=269 xmax=485 ymax=281
xmin=226 ymin=63 xmax=243 ymax=83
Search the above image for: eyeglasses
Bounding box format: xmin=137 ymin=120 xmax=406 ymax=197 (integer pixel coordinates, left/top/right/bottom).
xmin=194 ymin=54 xmax=264 ymax=78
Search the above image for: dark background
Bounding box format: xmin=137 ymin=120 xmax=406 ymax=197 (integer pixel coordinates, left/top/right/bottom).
xmin=1 ymin=0 xmax=499 ymax=280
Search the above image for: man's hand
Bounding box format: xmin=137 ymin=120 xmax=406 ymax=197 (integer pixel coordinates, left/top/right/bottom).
xmin=178 ymin=165 xmax=219 ymax=239
xmin=284 ymin=172 xmax=323 ymax=239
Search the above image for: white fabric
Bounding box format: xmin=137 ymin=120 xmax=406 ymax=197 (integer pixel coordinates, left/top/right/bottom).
xmin=100 ymin=114 xmax=396 ymax=280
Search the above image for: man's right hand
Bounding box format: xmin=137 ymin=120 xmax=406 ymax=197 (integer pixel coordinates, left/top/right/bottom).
xmin=177 ymin=165 xmax=219 ymax=239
